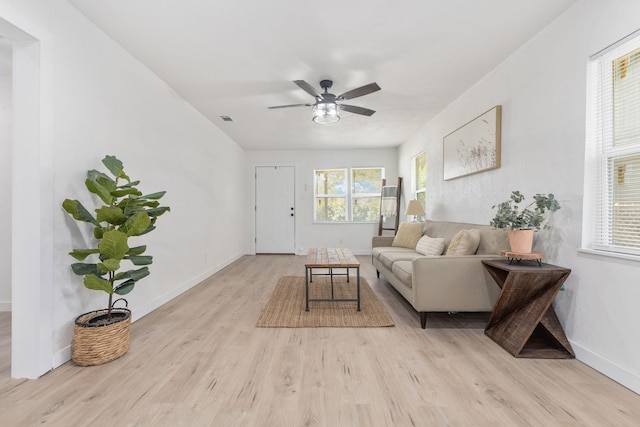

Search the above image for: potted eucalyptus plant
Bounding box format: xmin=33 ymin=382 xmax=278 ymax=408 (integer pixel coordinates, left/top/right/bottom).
xmin=63 ymin=155 xmax=169 ymax=365
xmin=490 ymin=190 xmax=560 ymax=253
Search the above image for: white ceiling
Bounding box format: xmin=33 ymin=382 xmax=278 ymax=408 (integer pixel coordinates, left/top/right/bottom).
xmin=67 ymin=0 xmax=577 ymax=151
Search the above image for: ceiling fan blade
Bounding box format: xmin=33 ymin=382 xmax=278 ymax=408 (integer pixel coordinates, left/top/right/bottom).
xmin=337 ymin=83 xmax=381 ymax=101
xmin=293 ymin=80 xmax=323 ymax=99
xmin=268 ymin=103 xmax=311 ymax=109
xmin=339 ymin=104 xmax=376 ymax=116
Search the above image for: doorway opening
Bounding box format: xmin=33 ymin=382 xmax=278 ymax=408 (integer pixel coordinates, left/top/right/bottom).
xmin=0 ymin=14 xmax=53 ymax=379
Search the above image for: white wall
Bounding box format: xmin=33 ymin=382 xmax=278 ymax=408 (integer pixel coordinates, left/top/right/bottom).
xmin=398 ymin=0 xmax=640 ymax=394
xmin=246 ymin=149 xmax=398 ymax=255
xmin=0 ymin=48 xmax=10 ymax=312
xmin=1 ymin=0 xmax=249 ymax=375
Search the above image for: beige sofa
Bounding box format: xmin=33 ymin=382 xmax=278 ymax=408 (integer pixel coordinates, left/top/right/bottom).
xmin=371 ymin=220 xmax=509 ymax=328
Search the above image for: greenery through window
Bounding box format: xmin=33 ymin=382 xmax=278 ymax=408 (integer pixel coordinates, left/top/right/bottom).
xmin=412 ymin=151 xmax=427 ymax=216
xmin=585 ymin=32 xmax=640 ymax=255
xmin=314 ymin=167 xmax=384 ymax=222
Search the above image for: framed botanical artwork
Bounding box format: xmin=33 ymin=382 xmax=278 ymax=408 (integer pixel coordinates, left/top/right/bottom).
xmin=443 ymin=105 xmax=501 ymax=180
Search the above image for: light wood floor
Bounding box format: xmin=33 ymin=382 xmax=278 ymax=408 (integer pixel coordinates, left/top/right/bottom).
xmin=1 ymin=255 xmax=639 ymax=426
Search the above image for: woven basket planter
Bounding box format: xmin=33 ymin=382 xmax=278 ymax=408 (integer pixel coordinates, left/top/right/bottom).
xmin=72 ymin=306 xmax=131 ymax=366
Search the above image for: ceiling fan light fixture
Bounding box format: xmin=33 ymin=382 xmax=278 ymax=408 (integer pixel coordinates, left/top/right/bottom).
xmin=312 ymin=102 xmax=340 ymax=124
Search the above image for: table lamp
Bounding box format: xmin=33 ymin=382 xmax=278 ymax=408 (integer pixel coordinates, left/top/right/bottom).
xmin=405 ymin=200 xmax=425 ymax=222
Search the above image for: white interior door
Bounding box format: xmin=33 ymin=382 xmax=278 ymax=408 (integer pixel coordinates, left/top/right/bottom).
xmin=255 ymin=166 xmax=295 ymax=253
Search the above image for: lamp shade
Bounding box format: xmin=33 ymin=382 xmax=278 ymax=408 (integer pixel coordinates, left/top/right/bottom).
xmin=405 ymin=200 xmax=425 ymax=216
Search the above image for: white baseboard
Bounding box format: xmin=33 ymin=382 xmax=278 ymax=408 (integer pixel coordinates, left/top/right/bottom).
xmin=53 ymin=345 xmax=71 ymax=369
xmin=0 ymin=301 xmax=11 ymax=312
xmin=572 ymin=340 xmax=640 ymax=395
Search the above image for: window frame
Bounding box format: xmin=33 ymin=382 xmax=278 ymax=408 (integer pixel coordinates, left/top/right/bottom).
xmin=313 ymin=167 xmax=385 ymax=223
xmin=584 ymin=30 xmax=640 ymax=257
xmin=411 ymin=150 xmax=427 ymax=220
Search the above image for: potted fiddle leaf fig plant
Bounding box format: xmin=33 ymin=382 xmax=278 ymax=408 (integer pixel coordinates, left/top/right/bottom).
xmin=490 ymin=190 xmax=560 ymax=253
xmin=63 ymin=155 xmax=169 ymax=366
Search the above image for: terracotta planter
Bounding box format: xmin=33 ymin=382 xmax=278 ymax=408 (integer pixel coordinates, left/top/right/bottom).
xmin=507 ymin=229 xmax=534 ymax=253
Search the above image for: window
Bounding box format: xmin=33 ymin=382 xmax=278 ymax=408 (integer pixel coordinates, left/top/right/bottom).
xmin=585 ymin=30 xmax=640 ymax=256
xmin=412 ymin=151 xmax=427 ymax=215
xmin=314 ymin=167 xmax=384 ymax=222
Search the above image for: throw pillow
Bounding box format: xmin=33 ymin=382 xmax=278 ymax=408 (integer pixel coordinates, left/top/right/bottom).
xmin=445 ymin=229 xmax=481 ymax=255
xmin=415 ymin=235 xmax=445 ymax=256
xmin=391 ymin=222 xmax=424 ymax=249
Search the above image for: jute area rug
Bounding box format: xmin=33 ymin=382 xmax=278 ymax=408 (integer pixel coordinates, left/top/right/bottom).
xmin=256 ymin=275 xmax=394 ymax=328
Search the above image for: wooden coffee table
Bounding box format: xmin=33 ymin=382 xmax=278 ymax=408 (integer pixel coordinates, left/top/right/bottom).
xmin=305 ymin=248 xmax=361 ymax=311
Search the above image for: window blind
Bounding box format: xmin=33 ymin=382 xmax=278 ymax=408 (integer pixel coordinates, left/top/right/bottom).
xmin=586 ymin=30 xmax=640 ymax=255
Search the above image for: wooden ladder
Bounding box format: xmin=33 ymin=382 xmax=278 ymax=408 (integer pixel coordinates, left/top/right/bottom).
xmin=378 ymin=177 xmax=402 ymax=235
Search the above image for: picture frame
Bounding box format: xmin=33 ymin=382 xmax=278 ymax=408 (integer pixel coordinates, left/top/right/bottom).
xmin=443 ymin=105 xmax=501 ymax=180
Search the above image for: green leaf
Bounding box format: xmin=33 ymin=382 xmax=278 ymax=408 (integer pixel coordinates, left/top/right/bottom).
xmin=125 ymin=255 xmax=153 ymax=265
xmin=95 ymin=206 xmax=126 ymax=225
xmin=95 ymin=176 xmax=117 ymax=193
xmin=127 ymin=245 xmax=147 ymax=256
xmin=85 ymin=178 xmax=115 ymax=205
xmin=98 ymin=230 xmax=129 ymax=260
xmin=119 ymin=180 xmax=140 ymax=188
xmin=84 ymin=274 xmax=113 ymax=294
xmin=102 ymin=155 xmax=130 ymax=182
xmin=87 ymin=169 xmax=113 ymax=183
xmin=69 ymin=248 xmax=100 ymax=261
xmin=94 ymin=226 xmax=104 ymax=239
xmin=71 ymin=263 xmax=100 ymax=276
xmin=113 ymin=267 xmax=150 ymax=281
xmin=111 ymin=188 xmax=142 ymax=197
xmin=102 ymin=155 xmax=124 ymax=177
xmin=114 ymin=280 xmax=135 ymax=295
xmin=121 ymin=211 xmax=151 ymax=236
xmin=146 ymin=206 xmax=170 ymax=217
xmin=140 ymin=191 xmax=166 ymax=200
xmin=98 ymin=258 xmax=121 ymax=273
xmin=129 ymin=266 xmax=150 ymax=281
xmin=113 ymin=266 xmax=149 ymax=283
xmin=62 ymin=199 xmax=98 ymax=225
xmin=138 ymin=200 xmax=160 ymax=208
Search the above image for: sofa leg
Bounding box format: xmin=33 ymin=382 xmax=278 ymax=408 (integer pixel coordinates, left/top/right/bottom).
xmin=419 ymin=312 xmax=427 ymax=329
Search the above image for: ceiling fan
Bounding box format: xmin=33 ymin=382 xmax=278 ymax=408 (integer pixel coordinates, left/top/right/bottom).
xmin=268 ymin=79 xmax=381 ymax=124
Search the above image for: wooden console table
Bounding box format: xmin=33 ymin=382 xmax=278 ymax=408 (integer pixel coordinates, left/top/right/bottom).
xmin=482 ymin=259 xmax=574 ymax=359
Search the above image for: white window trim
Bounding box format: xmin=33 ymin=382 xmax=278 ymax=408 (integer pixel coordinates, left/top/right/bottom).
xmin=412 ymin=151 xmax=426 ymax=196
xmin=313 ymin=167 xmax=385 ymax=223
xmin=583 ymin=29 xmax=640 ymax=259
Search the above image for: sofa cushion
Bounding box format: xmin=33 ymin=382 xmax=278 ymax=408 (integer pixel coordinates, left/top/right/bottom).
xmin=391 ymin=222 xmax=424 ymax=249
xmin=422 ymin=220 xmax=509 ymax=254
xmin=372 ymin=246 xmax=416 ymax=261
xmin=477 ymin=227 xmax=510 ymax=255
xmin=445 ymin=229 xmax=480 ymax=255
xmin=391 ymin=261 xmax=413 ymax=288
xmin=379 ymin=251 xmax=424 ymax=270
xmin=415 ymin=235 xmax=445 ymax=256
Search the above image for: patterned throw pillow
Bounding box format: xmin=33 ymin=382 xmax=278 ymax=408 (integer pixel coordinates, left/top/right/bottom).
xmin=415 ymin=235 xmax=445 ymax=256
xmin=445 ymin=229 xmax=481 ymax=255
xmin=391 ymin=222 xmax=424 ymax=249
